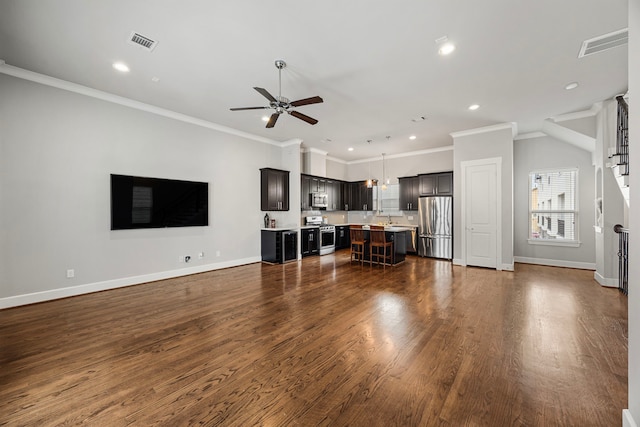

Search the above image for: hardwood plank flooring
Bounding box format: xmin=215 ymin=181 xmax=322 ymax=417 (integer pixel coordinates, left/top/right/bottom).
xmin=0 ymin=252 xmax=628 ymax=426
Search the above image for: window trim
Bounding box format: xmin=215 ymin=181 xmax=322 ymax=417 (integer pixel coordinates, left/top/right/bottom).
xmin=528 ymin=168 xmax=580 ymax=246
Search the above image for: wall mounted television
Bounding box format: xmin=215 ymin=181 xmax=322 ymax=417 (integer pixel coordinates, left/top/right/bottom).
xmin=111 ymin=174 xmax=209 ymax=230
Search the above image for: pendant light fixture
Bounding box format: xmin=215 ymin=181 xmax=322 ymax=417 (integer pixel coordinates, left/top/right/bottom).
xmin=366 ymin=140 xmax=377 ymax=188
xmin=381 ymin=152 xmax=388 ymax=191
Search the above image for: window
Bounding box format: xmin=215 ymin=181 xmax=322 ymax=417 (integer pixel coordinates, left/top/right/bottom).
xmin=529 ymin=169 xmax=579 ymax=246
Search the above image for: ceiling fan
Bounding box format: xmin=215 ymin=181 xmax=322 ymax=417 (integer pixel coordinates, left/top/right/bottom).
xmin=230 ymin=60 xmax=323 ymax=128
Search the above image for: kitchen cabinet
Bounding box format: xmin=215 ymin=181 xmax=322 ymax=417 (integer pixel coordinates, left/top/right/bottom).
xmin=399 ymin=176 xmax=419 ymax=210
xmin=341 ymin=182 xmax=353 ymax=210
xmin=301 ymin=175 xmax=311 ymax=210
xmin=335 ymin=225 xmax=350 ymax=249
xmin=419 ymin=172 xmax=453 ymax=196
xmin=301 ymin=227 xmax=320 ymax=257
xmin=353 ymin=181 xmax=373 ymax=210
xmin=310 ymin=177 xmax=326 ymax=193
xmin=261 ymin=168 xmax=289 ymax=211
xmin=261 ymin=229 xmax=297 ymax=264
xmin=326 ymin=180 xmax=343 ymax=211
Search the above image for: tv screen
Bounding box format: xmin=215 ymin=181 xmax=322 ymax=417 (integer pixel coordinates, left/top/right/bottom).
xmin=110 ymin=174 xmax=208 ymax=230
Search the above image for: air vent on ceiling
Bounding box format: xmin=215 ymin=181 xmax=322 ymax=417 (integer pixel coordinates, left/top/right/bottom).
xmin=127 ymin=31 xmax=158 ymax=52
xmin=578 ymin=28 xmax=628 ymax=58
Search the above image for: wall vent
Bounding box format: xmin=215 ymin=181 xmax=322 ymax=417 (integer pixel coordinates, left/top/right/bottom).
xmin=127 ymin=31 xmax=158 ymax=52
xmin=578 ymin=28 xmax=628 ymax=58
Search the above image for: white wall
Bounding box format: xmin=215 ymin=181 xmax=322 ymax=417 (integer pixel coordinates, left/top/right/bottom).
xmin=452 ymin=124 xmax=515 ymax=269
xmin=627 ymin=0 xmax=639 ymax=424
xmin=513 ymin=136 xmax=596 ymax=269
xmin=0 ymin=73 xmax=286 ymax=307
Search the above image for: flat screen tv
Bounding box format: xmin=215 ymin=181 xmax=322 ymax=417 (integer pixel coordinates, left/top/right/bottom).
xmin=111 ymin=174 xmax=208 ymax=230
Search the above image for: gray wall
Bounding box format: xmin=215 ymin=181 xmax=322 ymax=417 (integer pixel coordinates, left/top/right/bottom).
xmin=0 ymin=73 xmax=283 ymax=304
xmin=346 ymin=149 xmax=453 ymax=182
xmin=453 ymin=125 xmax=514 ymax=269
xmin=513 ymin=136 xmax=595 ymax=266
xmin=326 ymin=158 xmax=348 ymax=181
xmin=628 ymin=0 xmax=639 ymax=422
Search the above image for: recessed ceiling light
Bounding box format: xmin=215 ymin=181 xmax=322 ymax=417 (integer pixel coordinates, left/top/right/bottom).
xmin=411 ymin=116 xmax=426 ymax=122
xmin=468 ymin=104 xmax=480 ymax=111
xmin=409 ymin=135 xmax=417 ymax=140
xmin=151 ymin=76 xmax=160 ymax=83
xmin=565 ymin=82 xmax=579 ymax=90
xmin=261 ymin=116 xmax=269 ymax=122
xmin=348 ymin=147 xmax=354 ymax=151
xmin=438 ymin=42 xmax=456 ymax=56
xmin=112 ymin=62 xmax=130 ymax=73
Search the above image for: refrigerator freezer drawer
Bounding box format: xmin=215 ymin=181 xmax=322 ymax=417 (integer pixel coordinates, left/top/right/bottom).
xmin=419 ymin=235 xmax=452 ymax=259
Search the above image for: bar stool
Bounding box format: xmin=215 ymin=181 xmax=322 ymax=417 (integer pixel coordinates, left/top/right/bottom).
xmin=369 ymin=225 xmax=393 ymax=269
xmin=349 ymin=225 xmax=366 ymax=266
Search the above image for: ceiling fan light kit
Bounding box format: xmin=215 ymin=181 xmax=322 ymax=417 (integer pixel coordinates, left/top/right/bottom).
xmin=230 ymin=59 xmax=323 ymax=128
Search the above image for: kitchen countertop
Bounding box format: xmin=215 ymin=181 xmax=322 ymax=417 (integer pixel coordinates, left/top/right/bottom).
xmin=261 ymin=227 xmax=298 ymax=232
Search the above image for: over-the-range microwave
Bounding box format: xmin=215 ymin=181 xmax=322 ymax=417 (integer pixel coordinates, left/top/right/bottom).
xmin=310 ymin=192 xmax=328 ymax=208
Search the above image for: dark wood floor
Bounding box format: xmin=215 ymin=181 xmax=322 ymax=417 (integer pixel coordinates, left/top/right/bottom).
xmin=0 ymin=251 xmax=628 ymax=426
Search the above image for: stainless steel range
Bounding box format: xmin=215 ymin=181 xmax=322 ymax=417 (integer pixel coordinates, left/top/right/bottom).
xmin=305 ymin=216 xmax=335 ymax=255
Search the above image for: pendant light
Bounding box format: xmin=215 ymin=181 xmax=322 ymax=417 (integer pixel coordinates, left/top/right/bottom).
xmin=381 ymin=136 xmax=391 ymax=190
xmin=381 ymin=152 xmax=388 ymax=191
xmin=366 ymin=140 xmax=376 ymax=188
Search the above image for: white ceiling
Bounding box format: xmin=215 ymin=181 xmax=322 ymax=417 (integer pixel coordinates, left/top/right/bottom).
xmin=0 ymin=0 xmax=629 ymax=161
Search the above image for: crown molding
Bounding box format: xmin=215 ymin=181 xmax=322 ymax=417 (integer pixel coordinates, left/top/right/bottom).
xmin=346 ymin=145 xmax=454 ymax=165
xmin=301 ymin=147 xmax=329 ymax=155
xmin=514 ymin=131 xmax=547 ymax=141
xmin=450 ymin=122 xmax=517 ymax=139
xmin=326 ymin=156 xmax=348 ymax=164
xmin=281 ymin=138 xmax=303 ymax=147
xmin=0 ymin=60 xmax=280 ymax=146
xmin=550 ymin=104 xmax=600 ymax=123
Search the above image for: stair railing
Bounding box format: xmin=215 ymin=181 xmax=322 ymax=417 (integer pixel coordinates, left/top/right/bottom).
xmin=614 ymin=224 xmax=629 ymax=296
xmin=615 ymin=95 xmax=629 ymax=175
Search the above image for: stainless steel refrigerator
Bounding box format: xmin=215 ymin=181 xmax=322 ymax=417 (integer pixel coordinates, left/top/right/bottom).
xmin=418 ymin=196 xmax=452 ymax=259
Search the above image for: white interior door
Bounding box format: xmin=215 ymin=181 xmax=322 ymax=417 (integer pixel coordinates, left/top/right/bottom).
xmin=464 ymin=162 xmax=498 ymax=268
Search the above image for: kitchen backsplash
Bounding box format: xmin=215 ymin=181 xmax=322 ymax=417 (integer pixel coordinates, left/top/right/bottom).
xmin=301 ymin=210 xmax=419 ymax=227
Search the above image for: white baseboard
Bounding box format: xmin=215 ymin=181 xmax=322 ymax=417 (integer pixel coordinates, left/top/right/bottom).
xmin=452 ymin=259 xmax=514 ymax=271
xmin=624 ymin=409 xmax=638 ymax=427
xmin=594 ymin=271 xmax=619 ymax=288
xmin=501 ymin=263 xmax=515 ymax=271
xmin=0 ymin=256 xmax=261 ymax=310
xmin=513 ymin=256 xmax=596 ymax=271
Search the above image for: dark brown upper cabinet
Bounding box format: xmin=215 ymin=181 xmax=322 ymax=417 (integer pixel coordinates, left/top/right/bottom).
xmin=260 ymin=168 xmax=289 ymax=211
xmin=419 ymin=172 xmax=453 ymax=196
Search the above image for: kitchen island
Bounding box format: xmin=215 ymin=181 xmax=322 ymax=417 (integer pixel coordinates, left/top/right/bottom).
xmin=354 ymin=226 xmax=411 ymax=266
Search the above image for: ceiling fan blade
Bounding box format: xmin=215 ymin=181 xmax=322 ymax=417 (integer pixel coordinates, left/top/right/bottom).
xmin=290 ymin=96 xmax=324 ymax=107
xmin=254 ymin=87 xmax=277 ymax=103
xmin=289 ymin=110 xmax=318 ymax=125
xmin=230 ymin=106 xmax=269 ymax=111
xmin=266 ymin=112 xmax=280 ymax=128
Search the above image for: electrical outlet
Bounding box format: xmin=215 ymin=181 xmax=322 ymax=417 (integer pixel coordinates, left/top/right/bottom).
xmin=216 ymin=250 xmax=221 ymax=257
xmin=198 ymin=252 xmax=204 ymax=260
xmin=408 ymin=215 xmax=414 ymax=220
xmin=66 ymin=269 xmax=75 ymax=278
